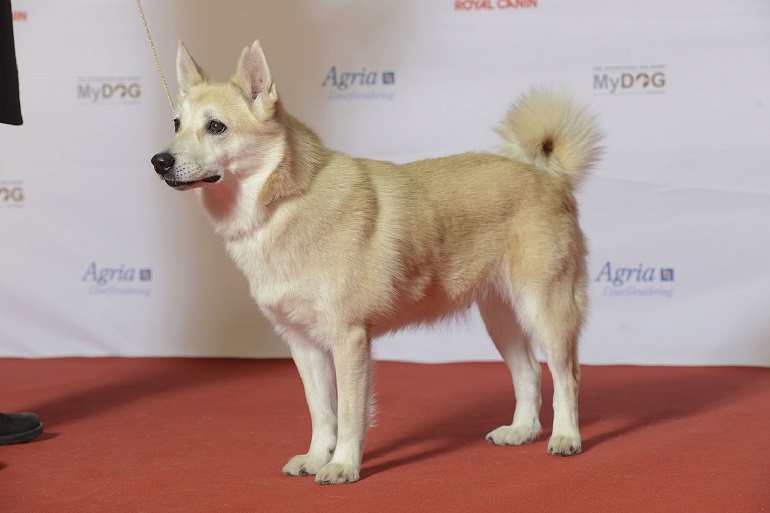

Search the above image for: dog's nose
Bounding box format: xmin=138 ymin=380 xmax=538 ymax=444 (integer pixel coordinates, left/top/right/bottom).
xmin=151 ymin=153 xmax=175 ymax=176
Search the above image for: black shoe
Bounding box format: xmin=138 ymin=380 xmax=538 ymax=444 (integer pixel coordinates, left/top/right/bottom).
xmin=0 ymin=412 xmax=44 ymax=445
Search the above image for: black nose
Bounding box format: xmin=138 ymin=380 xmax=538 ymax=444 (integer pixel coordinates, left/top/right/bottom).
xmin=151 ymin=153 xmax=175 ymax=176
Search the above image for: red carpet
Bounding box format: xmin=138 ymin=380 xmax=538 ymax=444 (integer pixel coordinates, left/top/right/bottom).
xmin=1 ymin=358 xmax=768 ymax=512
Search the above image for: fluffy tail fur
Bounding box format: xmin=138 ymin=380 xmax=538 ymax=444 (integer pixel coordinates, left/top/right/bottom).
xmin=496 ymin=88 xmax=601 ymax=187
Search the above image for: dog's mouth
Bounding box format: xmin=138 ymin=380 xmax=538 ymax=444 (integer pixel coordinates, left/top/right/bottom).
xmin=164 ymin=175 xmax=222 ymax=190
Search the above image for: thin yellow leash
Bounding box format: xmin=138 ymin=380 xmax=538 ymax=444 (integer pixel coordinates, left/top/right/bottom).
xmin=135 ymin=0 xmax=174 ymax=112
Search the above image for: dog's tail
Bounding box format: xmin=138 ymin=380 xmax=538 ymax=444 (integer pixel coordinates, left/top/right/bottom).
xmin=496 ymin=87 xmax=601 ymax=187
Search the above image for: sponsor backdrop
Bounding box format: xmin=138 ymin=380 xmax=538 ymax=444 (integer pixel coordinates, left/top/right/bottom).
xmin=1 ymin=0 xmax=769 ymax=366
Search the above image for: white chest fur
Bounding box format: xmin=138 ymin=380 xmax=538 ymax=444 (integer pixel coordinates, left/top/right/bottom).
xmin=223 ymin=219 xmax=324 ymax=343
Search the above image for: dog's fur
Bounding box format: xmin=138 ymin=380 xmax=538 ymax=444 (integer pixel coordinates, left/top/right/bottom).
xmin=152 ymin=40 xmax=601 ymax=485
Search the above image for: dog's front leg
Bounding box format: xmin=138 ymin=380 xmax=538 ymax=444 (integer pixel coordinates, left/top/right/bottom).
xmin=282 ymin=336 xmax=338 ymax=477
xmin=315 ymin=326 xmax=371 ymax=485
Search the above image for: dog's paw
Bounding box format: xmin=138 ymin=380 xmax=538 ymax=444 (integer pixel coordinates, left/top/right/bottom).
xmin=315 ymin=462 xmax=360 ymax=485
xmin=282 ymin=453 xmax=331 ymax=476
xmin=486 ymin=423 xmax=542 ymax=446
xmin=547 ymin=435 xmax=582 ymax=456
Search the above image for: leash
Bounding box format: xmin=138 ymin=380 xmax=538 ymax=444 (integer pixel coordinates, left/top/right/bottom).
xmin=135 ymin=0 xmax=174 ymax=112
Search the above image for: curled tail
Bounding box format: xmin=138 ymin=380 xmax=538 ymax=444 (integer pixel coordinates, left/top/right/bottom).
xmin=496 ymin=87 xmax=602 ymax=187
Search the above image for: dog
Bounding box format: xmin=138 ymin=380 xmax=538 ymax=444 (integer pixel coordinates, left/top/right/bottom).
xmin=151 ymin=40 xmax=601 ymax=485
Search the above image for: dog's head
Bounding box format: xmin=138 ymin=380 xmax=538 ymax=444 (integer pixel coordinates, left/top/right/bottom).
xmin=151 ymin=40 xmax=283 ymax=191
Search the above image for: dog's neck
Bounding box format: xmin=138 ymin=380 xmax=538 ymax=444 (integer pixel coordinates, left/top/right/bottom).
xmin=258 ymin=112 xmax=329 ymax=207
xmin=200 ymin=108 xmax=330 ymax=240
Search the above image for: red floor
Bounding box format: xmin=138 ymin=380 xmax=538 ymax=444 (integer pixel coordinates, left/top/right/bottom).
xmin=1 ymin=358 xmax=768 ymax=512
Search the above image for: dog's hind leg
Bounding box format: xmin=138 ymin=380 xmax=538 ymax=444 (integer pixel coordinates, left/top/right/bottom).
xmin=283 ymin=334 xmax=338 ymax=477
xmin=512 ymin=278 xmax=584 ymax=456
xmin=478 ymin=290 xmax=543 ymax=446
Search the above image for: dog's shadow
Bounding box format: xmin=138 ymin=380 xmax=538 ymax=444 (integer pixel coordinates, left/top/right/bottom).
xmin=361 ymin=364 xmax=764 ymax=478
xmin=23 ymin=359 xmax=292 ymax=430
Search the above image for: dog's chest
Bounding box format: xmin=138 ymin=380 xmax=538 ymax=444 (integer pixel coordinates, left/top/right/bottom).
xmin=225 ymin=231 xmax=319 ymax=331
xmin=226 ymin=232 xmax=287 ymax=300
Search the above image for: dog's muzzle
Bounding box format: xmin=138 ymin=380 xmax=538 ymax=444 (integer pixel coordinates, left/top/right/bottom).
xmin=151 ymin=152 xmax=221 ymax=189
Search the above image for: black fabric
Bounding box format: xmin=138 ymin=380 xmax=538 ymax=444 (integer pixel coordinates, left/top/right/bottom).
xmin=0 ymin=0 xmax=23 ymax=125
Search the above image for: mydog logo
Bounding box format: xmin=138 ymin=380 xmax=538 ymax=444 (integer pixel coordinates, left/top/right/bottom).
xmin=77 ymin=77 xmax=142 ymax=104
xmin=321 ymin=66 xmax=396 ymax=101
xmin=12 ymin=10 xmax=28 ymax=22
xmin=595 ymin=261 xmax=675 ymax=298
xmin=454 ymin=0 xmax=538 ymax=11
xmin=0 ymin=180 xmax=24 ymax=207
xmin=82 ymin=262 xmax=152 ymax=297
xmin=593 ymin=65 xmax=666 ymax=95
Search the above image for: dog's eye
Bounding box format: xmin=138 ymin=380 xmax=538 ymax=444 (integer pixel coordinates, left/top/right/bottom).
xmin=173 ymin=118 xmax=180 ymax=133
xmin=208 ymin=120 xmax=227 ymax=134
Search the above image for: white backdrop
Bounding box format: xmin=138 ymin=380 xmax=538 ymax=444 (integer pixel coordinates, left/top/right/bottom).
xmin=1 ymin=0 xmax=769 ymax=366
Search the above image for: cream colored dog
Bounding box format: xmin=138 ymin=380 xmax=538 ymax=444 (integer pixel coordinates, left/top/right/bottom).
xmin=151 ymin=40 xmax=601 ymax=485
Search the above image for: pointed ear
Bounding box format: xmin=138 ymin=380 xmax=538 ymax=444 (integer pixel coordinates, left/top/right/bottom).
xmin=233 ymin=40 xmax=278 ymax=115
xmin=176 ymin=41 xmax=207 ymax=95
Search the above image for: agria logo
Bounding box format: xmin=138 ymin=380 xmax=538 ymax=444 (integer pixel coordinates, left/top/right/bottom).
xmin=595 ymin=262 xmax=675 ymax=298
xmin=82 ymin=262 xmax=152 ymax=297
xmin=593 ymin=65 xmax=666 ymax=95
xmin=321 ymin=66 xmax=396 ymax=101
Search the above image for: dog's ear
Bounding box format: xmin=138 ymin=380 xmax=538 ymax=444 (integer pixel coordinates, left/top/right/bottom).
xmin=233 ymin=40 xmax=278 ymax=118
xmin=176 ymin=41 xmax=207 ymax=95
